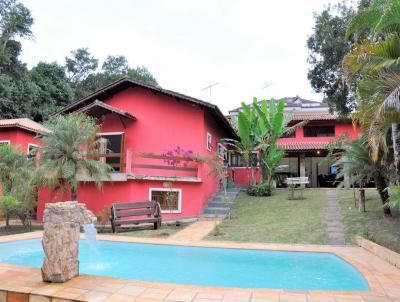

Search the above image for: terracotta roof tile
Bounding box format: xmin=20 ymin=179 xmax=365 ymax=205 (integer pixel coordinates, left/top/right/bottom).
xmin=277 ymin=141 xmax=330 ymax=151
xmin=289 ymin=113 xmax=339 ymax=121
xmin=0 ymin=118 xmax=49 ymax=134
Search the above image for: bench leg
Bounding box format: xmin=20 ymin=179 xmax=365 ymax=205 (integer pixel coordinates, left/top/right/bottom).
xmin=111 ymin=222 xmax=116 ymax=233
xmin=154 ymin=220 xmax=161 ymax=230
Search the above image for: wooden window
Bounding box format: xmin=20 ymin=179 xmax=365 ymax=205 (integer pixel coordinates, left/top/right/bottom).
xmin=150 ymin=189 xmax=181 ymax=213
xmin=207 ymin=132 xmax=212 ymax=151
xmin=304 ymin=126 xmax=335 ymax=137
xmin=97 ymin=132 xmax=124 ymax=172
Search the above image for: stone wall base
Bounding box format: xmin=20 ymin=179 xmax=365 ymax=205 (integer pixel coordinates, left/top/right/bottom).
xmin=355 ymin=235 xmax=400 ymax=269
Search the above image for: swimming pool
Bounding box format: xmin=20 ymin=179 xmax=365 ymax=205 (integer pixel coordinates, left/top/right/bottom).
xmin=0 ymin=239 xmax=370 ymax=290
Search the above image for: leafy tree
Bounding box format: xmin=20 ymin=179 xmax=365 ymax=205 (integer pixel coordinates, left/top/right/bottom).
xmin=39 ymin=114 xmax=111 ymax=200
xmin=307 ymin=2 xmax=356 ymax=115
xmin=65 ymin=48 xmax=98 ymax=86
xmin=102 ymin=55 xmax=129 ymax=74
xmin=29 ymin=62 xmax=74 ymax=121
xmin=0 ymin=0 xmax=33 ymax=66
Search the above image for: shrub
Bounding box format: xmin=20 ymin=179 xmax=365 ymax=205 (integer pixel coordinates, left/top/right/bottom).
xmin=0 ymin=194 xmax=32 ymax=229
xmin=247 ymin=183 xmax=272 ymax=197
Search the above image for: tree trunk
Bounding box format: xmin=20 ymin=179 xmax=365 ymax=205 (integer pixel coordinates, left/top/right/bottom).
xmin=392 ymin=123 xmax=400 ymax=184
xmin=71 ymin=188 xmax=78 ymax=201
xmin=358 ymin=189 xmax=366 ymax=212
xmin=374 ymin=173 xmax=392 ymax=216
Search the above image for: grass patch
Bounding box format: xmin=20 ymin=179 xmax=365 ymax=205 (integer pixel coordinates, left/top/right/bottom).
xmin=337 ymin=188 xmax=400 ymax=252
xmin=97 ymin=221 xmax=193 ymax=238
xmin=0 ymin=224 xmax=43 ymax=236
xmin=205 ymin=189 xmax=328 ymax=244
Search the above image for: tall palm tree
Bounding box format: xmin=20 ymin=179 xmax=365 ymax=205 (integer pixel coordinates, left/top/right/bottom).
xmin=344 ymin=0 xmax=400 ymax=182
xmin=39 ymin=114 xmax=111 ymax=200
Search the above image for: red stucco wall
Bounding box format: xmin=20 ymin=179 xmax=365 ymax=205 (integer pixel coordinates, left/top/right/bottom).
xmin=0 ymin=128 xmax=39 ymax=155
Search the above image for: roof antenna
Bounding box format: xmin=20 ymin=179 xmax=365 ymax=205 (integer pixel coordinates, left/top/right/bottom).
xmin=202 ymin=82 xmax=219 ymax=102
xmin=263 ymin=82 xmax=272 ymax=100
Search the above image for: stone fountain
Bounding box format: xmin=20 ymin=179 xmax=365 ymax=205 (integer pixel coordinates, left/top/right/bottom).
xmin=41 ymin=201 xmax=96 ymax=283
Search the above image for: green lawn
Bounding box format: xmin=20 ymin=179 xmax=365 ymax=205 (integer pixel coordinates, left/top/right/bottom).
xmin=337 ymin=188 xmax=400 ymax=252
xmin=205 ymin=189 xmax=328 ymax=244
xmin=0 ymin=225 xmax=43 ymax=236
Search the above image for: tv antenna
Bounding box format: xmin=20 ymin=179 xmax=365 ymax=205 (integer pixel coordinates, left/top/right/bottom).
xmin=202 ymin=82 xmax=219 ymax=102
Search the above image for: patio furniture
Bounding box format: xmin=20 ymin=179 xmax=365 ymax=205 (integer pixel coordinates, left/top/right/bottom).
xmin=110 ymin=201 xmax=162 ymax=233
xmin=286 ymin=177 xmax=309 ymax=200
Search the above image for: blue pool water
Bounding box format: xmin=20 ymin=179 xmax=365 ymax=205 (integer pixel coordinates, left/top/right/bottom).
xmin=0 ymin=239 xmax=369 ymax=290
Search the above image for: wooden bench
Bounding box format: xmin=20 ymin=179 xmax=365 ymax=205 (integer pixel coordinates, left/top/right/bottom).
xmin=110 ymin=201 xmax=162 ymax=233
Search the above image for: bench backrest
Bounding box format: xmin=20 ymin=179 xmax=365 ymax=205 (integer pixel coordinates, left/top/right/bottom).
xmin=111 ymin=201 xmax=160 ymax=219
xmin=286 ymin=177 xmax=309 ymax=185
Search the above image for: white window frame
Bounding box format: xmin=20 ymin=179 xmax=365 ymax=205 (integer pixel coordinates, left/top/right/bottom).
xmin=206 ymin=132 xmax=212 ymax=152
xmin=0 ymin=140 xmax=10 ymax=145
xmin=149 ymin=188 xmax=182 ymax=214
xmin=217 ymin=143 xmax=227 ymax=159
xmin=97 ymin=131 xmax=125 ymax=136
xmin=27 ymin=143 xmax=39 ymax=155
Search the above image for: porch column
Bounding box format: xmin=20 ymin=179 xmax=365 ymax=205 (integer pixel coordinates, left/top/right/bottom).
xmin=344 ymin=172 xmax=350 ymax=189
xmin=299 ymin=152 xmax=306 ymax=188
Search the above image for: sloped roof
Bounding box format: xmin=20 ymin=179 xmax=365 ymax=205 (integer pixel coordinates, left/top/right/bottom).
xmin=277 ymin=141 xmax=330 ymax=151
xmin=0 ymin=118 xmax=49 ymax=134
xmin=75 ymin=100 xmax=136 ymax=120
xmin=56 ymin=77 xmax=238 ymax=139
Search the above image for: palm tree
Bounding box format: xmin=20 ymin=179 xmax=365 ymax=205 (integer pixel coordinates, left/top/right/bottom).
xmin=39 ymin=114 xmax=111 ymax=200
xmin=344 ymin=0 xmax=400 ymax=182
xmin=336 ymin=136 xmax=392 ymax=216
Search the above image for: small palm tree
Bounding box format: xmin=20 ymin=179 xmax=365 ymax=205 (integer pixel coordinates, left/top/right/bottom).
xmin=39 ymin=114 xmax=111 ymax=200
xmin=336 ymin=136 xmax=393 ymax=216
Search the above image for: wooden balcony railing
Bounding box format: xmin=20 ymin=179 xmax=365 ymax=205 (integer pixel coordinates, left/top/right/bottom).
xmin=95 ymin=150 xmax=202 ymax=178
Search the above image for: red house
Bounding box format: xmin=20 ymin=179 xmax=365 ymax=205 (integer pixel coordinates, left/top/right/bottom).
xmin=37 ymin=78 xmax=237 ymax=219
xmin=0 ymin=118 xmax=48 ymax=155
xmin=228 ymin=97 xmax=360 ymax=187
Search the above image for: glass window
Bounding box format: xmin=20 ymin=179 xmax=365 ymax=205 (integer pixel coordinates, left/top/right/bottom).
xmin=229 ymin=153 xmax=258 ymax=167
xmin=150 ymin=190 xmax=180 ymax=212
xmin=304 ymin=126 xmax=335 ymax=137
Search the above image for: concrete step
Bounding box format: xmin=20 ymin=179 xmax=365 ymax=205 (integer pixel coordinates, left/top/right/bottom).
xmin=207 ymin=202 xmax=231 ymax=208
xmin=203 ymin=208 xmax=229 ymax=215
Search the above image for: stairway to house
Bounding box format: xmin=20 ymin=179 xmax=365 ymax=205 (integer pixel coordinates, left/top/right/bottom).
xmin=202 ymin=187 xmax=241 ymax=218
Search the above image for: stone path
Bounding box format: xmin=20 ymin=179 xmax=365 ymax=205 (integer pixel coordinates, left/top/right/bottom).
xmin=168 ymin=217 xmax=221 ymax=241
xmin=326 ymin=190 xmax=345 ymax=245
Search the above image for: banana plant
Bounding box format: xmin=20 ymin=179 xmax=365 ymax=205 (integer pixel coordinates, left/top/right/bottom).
xmin=251 ymin=98 xmax=307 ymax=187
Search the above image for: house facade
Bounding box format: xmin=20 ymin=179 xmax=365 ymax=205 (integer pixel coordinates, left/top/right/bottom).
xmin=37 ymin=78 xmax=237 ymax=220
xmin=227 ymin=97 xmax=360 ymax=187
xmin=0 ymin=118 xmax=48 ymax=155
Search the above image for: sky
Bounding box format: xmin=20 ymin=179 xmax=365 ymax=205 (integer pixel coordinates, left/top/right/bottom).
xmin=20 ymin=0 xmax=334 ymax=113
